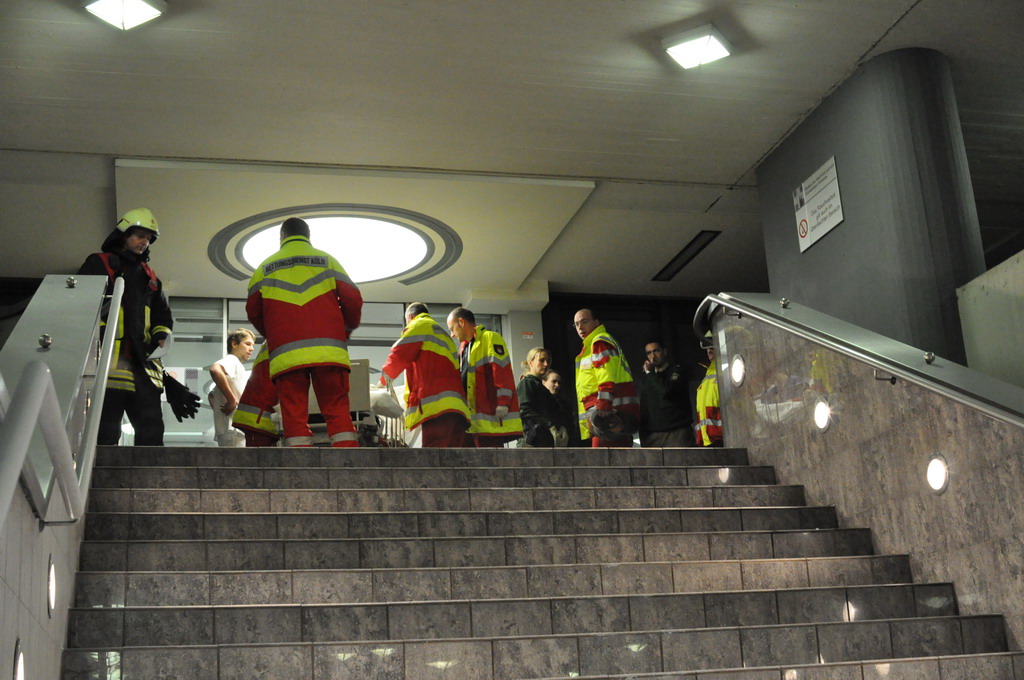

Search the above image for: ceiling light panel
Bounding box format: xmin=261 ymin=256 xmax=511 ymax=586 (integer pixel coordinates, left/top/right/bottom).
xmin=663 ymin=24 xmax=732 ymax=69
xmin=84 ymin=0 xmax=166 ymax=30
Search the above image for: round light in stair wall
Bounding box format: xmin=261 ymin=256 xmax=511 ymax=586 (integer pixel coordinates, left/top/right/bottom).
xmin=813 ymin=399 xmax=831 ymax=431
xmin=12 ymin=640 xmax=24 ymax=680
xmin=926 ymin=453 xmax=949 ymax=494
xmin=209 ymin=204 xmax=463 ymax=285
xmin=729 ymin=354 xmax=745 ymax=386
xmin=47 ymin=556 xmax=56 ymax=617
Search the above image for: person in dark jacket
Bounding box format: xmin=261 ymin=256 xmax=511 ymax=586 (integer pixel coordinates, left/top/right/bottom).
xmin=639 ymin=341 xmax=694 ymax=447
xmin=516 ymin=347 xmax=567 ymax=447
xmin=78 ymin=208 xmax=173 ymax=445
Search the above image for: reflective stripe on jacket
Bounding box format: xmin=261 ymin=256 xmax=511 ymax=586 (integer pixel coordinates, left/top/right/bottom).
xmin=461 ymin=326 xmax=522 ymax=436
xmin=696 ymin=361 xmax=722 ymax=446
xmin=232 ymin=343 xmax=279 ymax=438
xmin=575 ymin=325 xmax=639 ymax=439
xmin=245 ymin=235 xmax=363 ymax=380
xmin=79 ymin=252 xmax=171 ymax=393
xmin=381 ymin=313 xmax=470 ymax=431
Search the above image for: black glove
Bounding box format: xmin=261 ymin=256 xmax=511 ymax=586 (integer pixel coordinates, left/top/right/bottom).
xmin=163 ymin=372 xmax=200 ymax=422
xmin=589 ymin=409 xmax=624 ymax=435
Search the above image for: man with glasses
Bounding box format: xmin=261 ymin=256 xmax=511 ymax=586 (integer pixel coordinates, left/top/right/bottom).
xmin=573 ymin=309 xmax=639 ymax=447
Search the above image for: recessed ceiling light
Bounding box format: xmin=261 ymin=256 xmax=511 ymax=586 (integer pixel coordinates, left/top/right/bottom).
xmin=84 ymin=0 xmax=166 ymax=30
xmin=241 ymin=216 xmax=429 ymax=284
xmin=663 ymin=24 xmax=732 ymax=69
xmin=652 ymin=230 xmax=720 ymax=282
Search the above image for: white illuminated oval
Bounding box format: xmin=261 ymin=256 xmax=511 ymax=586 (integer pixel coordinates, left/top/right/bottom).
xmin=729 ymin=354 xmax=745 ymax=386
xmin=47 ymin=557 xmax=57 ymax=615
xmin=927 ymin=454 xmax=949 ymax=493
xmin=14 ymin=639 xmax=24 ymax=680
xmin=813 ymin=399 xmax=831 ymax=431
xmin=241 ymin=216 xmax=429 ymax=283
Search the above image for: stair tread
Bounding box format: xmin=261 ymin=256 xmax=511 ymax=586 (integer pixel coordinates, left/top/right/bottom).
xmin=62 ymin=645 xmax=1018 ymax=680
xmin=70 ymin=579 xmax=953 ymax=611
xmin=65 ymin=612 xmax=1003 ymax=654
xmin=73 ymin=554 xmax=913 ymax=605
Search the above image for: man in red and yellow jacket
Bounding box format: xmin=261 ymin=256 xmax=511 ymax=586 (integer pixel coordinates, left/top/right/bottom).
xmin=380 ymin=302 xmax=471 ymax=447
xmin=231 ymin=342 xmax=281 ymax=447
xmin=573 ymin=308 xmax=640 ymax=447
xmin=447 ymin=306 xmax=522 ymax=447
xmin=246 ymin=217 xmax=363 ymax=447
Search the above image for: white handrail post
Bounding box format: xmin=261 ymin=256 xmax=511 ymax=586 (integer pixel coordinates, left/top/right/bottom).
xmin=68 ymin=276 xmax=123 ymax=518
xmin=0 ymin=362 xmax=49 ymax=525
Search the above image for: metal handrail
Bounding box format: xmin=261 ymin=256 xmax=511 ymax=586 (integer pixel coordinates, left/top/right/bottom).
xmin=694 ymin=292 xmax=1024 ymax=430
xmin=0 ymin=277 xmax=123 ymax=528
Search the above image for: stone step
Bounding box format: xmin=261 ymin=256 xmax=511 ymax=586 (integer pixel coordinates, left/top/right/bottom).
xmin=78 ymin=528 xmax=875 ymax=572
xmin=62 ymin=614 xmax=1007 ymax=676
xmin=530 ymin=651 xmax=1024 ymax=680
xmin=73 ymin=554 xmax=914 ymax=607
xmin=83 ymin=506 xmax=838 ymax=542
xmin=61 ymin=645 xmax=1022 ymax=680
xmin=95 ymin=445 xmax=751 ymax=469
xmin=89 ymin=464 xmax=776 ymax=489
xmin=66 ymin=582 xmax=961 ymax=649
xmin=88 ymin=484 xmax=806 ymax=513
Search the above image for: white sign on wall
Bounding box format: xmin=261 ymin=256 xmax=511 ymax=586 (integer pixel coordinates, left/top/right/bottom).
xmin=793 ymin=156 xmax=844 ymax=252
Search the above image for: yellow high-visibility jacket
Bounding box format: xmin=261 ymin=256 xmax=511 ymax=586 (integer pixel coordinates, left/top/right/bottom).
xmin=696 ymin=361 xmax=722 ymax=446
xmin=575 ymin=324 xmax=639 ymax=438
xmin=381 ymin=313 xmax=470 ymax=431
xmin=459 ymin=326 xmax=522 ymax=438
xmin=245 ymin=235 xmax=363 ymax=379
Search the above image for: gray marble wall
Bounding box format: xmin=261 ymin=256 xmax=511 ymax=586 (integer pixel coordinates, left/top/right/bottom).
xmin=716 ymin=313 xmax=1024 ymax=647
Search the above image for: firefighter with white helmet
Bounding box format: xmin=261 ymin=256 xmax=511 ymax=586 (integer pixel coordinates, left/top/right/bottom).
xmin=78 ymin=207 xmax=178 ymax=445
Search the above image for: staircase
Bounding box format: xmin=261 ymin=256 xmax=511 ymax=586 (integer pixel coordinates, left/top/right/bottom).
xmin=62 ymin=445 xmax=1013 ymax=679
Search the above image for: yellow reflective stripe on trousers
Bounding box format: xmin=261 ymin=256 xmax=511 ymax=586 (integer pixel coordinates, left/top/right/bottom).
xmin=330 ymin=431 xmax=359 ymax=444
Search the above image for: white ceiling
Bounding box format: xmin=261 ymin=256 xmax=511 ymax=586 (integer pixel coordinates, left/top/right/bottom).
xmin=1 ymin=0 xmax=1022 ymax=307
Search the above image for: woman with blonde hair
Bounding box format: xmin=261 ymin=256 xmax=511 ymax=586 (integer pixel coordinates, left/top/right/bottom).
xmin=516 ymin=347 xmax=565 ymax=447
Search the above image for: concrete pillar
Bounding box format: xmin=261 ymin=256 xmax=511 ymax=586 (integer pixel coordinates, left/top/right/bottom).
xmin=757 ymin=48 xmax=984 ymax=363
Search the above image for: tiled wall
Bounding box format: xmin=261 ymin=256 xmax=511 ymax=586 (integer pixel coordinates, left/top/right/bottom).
xmin=1 ymin=492 xmax=84 ymax=679
xmin=716 ymin=312 xmax=1024 ymax=647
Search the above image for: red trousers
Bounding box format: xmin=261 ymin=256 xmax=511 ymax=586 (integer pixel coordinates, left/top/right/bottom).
xmin=275 ymin=366 xmax=357 ymax=447
xmin=420 ymin=412 xmax=468 ymax=448
xmin=591 ymin=434 xmax=634 ymax=448
xmin=244 ymin=431 xmax=279 ymax=447
xmin=464 ymin=433 xmax=517 ymax=448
